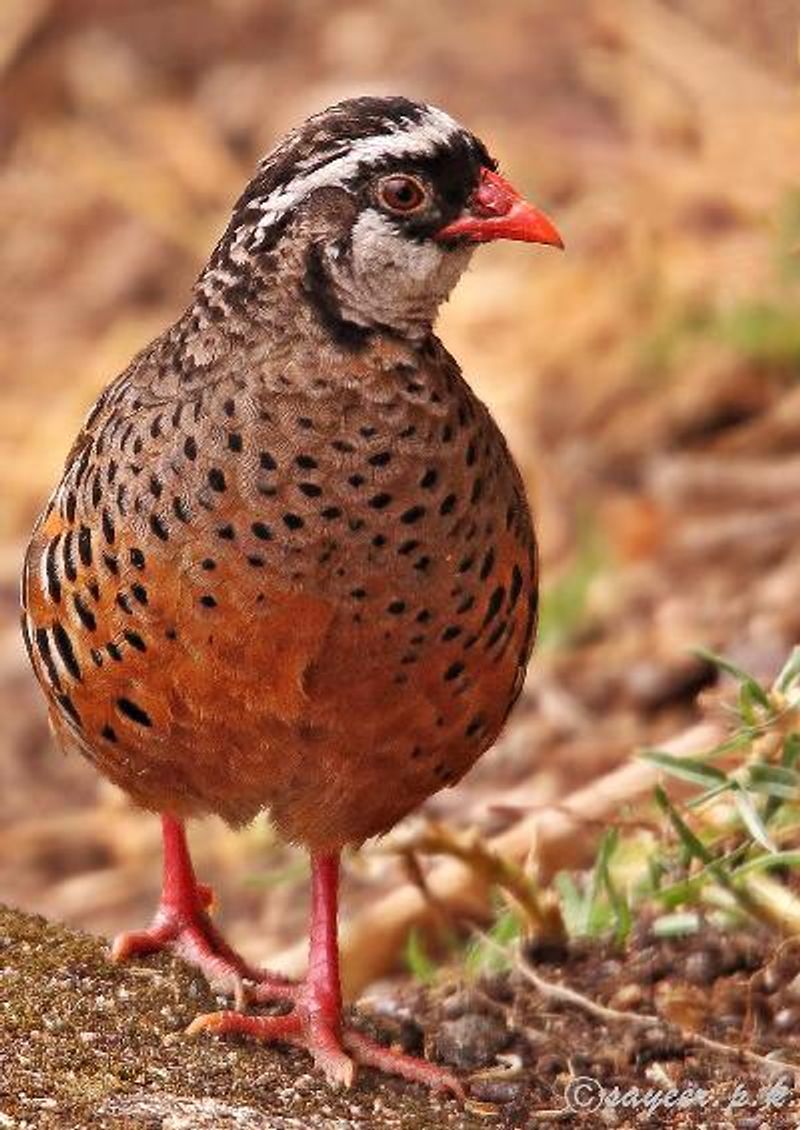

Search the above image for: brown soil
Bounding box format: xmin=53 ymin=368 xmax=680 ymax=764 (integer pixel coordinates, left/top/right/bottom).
xmin=2 ymin=906 xmax=799 ymax=1129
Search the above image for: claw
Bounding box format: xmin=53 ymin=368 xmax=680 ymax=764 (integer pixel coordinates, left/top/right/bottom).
xmin=190 ymin=1004 xmax=462 ymax=1097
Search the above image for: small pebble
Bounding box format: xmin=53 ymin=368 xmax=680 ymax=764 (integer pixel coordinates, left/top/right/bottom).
xmin=684 ymin=950 xmax=718 ymax=985
xmin=773 ymin=1006 xmax=800 ymax=1032
xmin=435 ymin=1013 xmax=510 ymax=1071
xmin=609 ymin=983 xmax=644 ymax=1010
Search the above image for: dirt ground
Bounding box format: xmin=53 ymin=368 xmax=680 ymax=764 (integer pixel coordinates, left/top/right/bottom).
xmin=3 ymin=905 xmax=800 ymax=1129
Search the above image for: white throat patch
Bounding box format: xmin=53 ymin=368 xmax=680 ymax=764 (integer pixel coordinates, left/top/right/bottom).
xmin=326 ymin=210 xmax=474 ymax=338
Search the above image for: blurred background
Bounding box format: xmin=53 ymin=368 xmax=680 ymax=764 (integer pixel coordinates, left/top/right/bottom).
xmin=1 ymin=0 xmax=798 ymax=972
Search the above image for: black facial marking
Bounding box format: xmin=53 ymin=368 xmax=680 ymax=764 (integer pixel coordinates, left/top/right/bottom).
xmin=303 ymin=242 xmax=372 ymax=350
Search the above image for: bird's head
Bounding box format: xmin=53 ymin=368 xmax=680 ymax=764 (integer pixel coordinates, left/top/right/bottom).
xmin=205 ymin=96 xmax=562 ymax=343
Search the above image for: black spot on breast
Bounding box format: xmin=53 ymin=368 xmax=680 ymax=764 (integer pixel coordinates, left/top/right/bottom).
xmin=368 ymin=451 xmax=392 ymax=467
xmin=296 ymin=454 xmax=318 ymax=471
xmin=509 ymin=564 xmax=523 ymax=608
xmin=466 ymin=715 xmax=485 ymax=737
xmin=171 ymin=499 xmax=190 ymax=524
xmin=299 ymin=482 xmax=322 ymax=498
xmin=228 ymin=433 xmax=243 ymax=452
xmin=62 ymin=531 xmax=77 ymax=582
xmin=78 ymin=526 xmax=93 ymax=568
xmin=486 ymin=619 xmax=508 ymax=649
xmin=321 ymin=506 xmax=342 ymax=520
xmin=103 ymin=552 xmax=119 ymax=575
xmin=252 ymin=521 xmax=272 ymax=541
xmin=401 ymin=505 xmax=426 ymax=525
xmin=442 ymin=625 xmax=462 ymax=641
xmin=101 ymin=724 xmax=118 ymax=743
xmin=45 ymin=536 xmax=63 ymax=603
xmin=208 ymin=468 xmax=226 ymax=492
xmin=457 ymin=594 xmax=475 ymax=614
xmin=217 ymin=524 xmax=235 ymax=540
xmin=116 ymin=593 xmax=132 ymax=615
xmin=201 ymin=558 xmax=216 ymax=571
xmin=184 ymin=436 xmax=198 ymax=460
xmin=369 ymin=492 xmax=392 ymax=510
xmin=480 ymin=547 xmax=495 ymax=581
xmin=387 ymin=600 xmax=406 ymax=615
xmin=131 ymin=583 xmax=148 ymax=606
xmin=149 ymin=515 xmax=169 ymax=541
xmin=483 ymin=585 xmax=505 ymax=626
xmin=52 ymin=622 xmax=81 ymax=681
xmin=130 ymin=548 xmax=146 ymax=570
xmin=117 ymin=697 xmax=152 ymax=727
xmin=149 ymin=474 xmax=163 ymax=500
xmin=444 ymin=661 xmax=465 ymax=681
xmin=124 ymin=630 xmax=147 ymax=653
xmin=102 ymin=509 xmax=116 ymax=545
xmin=35 ymin=628 xmax=62 ymax=692
xmin=56 ymin=692 xmax=82 ymax=728
xmin=200 ymin=595 xmax=217 ymax=609
xmin=260 ymin=452 xmax=277 ymax=471
xmin=73 ymin=594 xmax=96 ymax=632
xmin=419 ymin=469 xmax=438 ymax=490
xmin=283 ymin=513 xmax=304 ymax=530
xmin=348 ymin=474 xmax=365 ymax=488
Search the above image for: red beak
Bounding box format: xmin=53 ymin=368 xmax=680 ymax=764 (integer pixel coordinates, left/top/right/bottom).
xmin=435 ymin=167 xmax=564 ymax=248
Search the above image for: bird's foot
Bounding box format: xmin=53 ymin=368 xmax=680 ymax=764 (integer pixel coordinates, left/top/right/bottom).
xmin=187 ymin=1000 xmax=464 ymax=1098
xmin=111 ymin=884 xmax=294 ymax=1012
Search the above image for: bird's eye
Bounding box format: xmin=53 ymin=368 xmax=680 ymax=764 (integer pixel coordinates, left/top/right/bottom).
xmin=377 ymin=175 xmax=427 ymax=214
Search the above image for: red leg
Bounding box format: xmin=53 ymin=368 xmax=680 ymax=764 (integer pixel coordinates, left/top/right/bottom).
xmin=189 ymin=852 xmax=463 ymax=1098
xmin=111 ymin=814 xmax=293 ymax=1008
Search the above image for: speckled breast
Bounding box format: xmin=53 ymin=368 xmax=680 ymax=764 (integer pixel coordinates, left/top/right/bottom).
xmin=21 ymin=333 xmax=538 ymax=851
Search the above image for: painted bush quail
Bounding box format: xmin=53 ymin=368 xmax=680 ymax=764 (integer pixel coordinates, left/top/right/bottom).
xmin=21 ymin=96 xmax=562 ymax=1095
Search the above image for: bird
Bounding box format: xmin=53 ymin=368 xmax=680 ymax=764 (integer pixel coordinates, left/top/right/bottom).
xmin=21 ymin=95 xmax=562 ymax=1097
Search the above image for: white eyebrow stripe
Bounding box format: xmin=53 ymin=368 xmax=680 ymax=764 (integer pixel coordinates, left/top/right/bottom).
xmin=247 ymin=105 xmax=467 ymax=243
